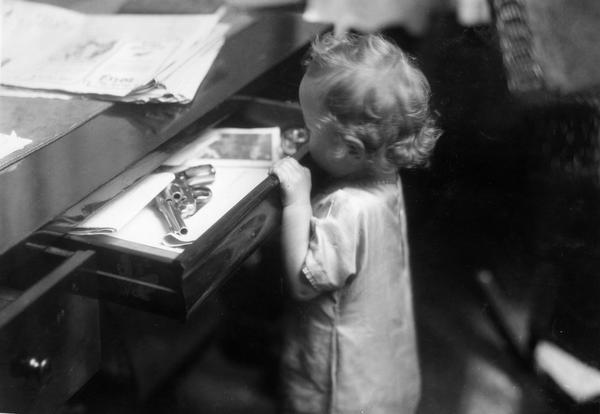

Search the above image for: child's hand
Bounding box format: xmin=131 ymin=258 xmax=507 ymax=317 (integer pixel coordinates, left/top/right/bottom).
xmin=270 ymin=157 xmax=311 ymax=207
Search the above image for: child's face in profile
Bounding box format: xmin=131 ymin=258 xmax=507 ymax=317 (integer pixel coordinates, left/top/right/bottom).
xmin=299 ymin=74 xmax=362 ymax=178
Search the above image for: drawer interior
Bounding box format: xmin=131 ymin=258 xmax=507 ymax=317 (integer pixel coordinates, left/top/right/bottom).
xmin=40 ymin=96 xmax=305 ymax=319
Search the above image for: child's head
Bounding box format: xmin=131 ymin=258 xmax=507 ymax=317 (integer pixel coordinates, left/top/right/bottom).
xmin=300 ymin=32 xmax=440 ymax=178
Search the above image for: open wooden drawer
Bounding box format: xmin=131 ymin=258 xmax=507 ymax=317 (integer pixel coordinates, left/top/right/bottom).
xmin=37 ymin=96 xmax=305 ymax=320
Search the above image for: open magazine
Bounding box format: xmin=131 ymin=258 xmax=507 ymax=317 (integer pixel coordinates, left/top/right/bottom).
xmin=1 ymin=0 xmax=227 ymax=103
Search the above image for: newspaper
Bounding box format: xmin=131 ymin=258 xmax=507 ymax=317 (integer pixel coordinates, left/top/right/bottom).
xmin=1 ymin=0 xmax=226 ymax=103
xmin=119 ymin=23 xmax=228 ymax=103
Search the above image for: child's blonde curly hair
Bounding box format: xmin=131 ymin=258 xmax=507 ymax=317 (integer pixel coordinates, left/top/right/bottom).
xmin=304 ymin=32 xmax=441 ymax=171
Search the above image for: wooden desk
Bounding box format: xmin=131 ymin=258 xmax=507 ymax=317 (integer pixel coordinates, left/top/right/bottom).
xmin=0 ymin=8 xmax=326 ymax=412
xmin=0 ymin=10 xmax=322 ymax=255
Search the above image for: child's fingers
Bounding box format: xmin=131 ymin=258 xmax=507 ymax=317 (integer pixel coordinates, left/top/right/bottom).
xmin=270 ymin=157 xmax=300 ymax=180
xmin=269 ymin=157 xmax=288 ymax=176
xmin=274 ymin=157 xmax=298 ymax=169
xmin=270 ymin=158 xmax=311 ymax=206
xmin=269 ymin=160 xmax=288 ymax=180
xmin=271 ymin=159 xmax=310 ymax=190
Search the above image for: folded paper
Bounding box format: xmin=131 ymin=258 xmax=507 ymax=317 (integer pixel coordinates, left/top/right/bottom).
xmin=70 ymin=172 xmax=175 ymax=235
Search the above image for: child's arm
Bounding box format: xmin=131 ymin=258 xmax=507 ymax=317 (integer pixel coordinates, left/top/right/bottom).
xmin=271 ymin=157 xmax=319 ymax=301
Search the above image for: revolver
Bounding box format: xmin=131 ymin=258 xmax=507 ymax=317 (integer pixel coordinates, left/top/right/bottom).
xmin=154 ymin=164 xmax=215 ymax=237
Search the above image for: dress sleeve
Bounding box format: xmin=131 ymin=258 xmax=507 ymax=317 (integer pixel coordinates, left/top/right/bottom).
xmin=302 ymin=191 xmax=362 ymax=292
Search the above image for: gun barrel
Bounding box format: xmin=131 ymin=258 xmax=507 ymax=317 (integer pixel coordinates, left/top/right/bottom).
xmin=155 ymin=193 xmax=188 ymax=236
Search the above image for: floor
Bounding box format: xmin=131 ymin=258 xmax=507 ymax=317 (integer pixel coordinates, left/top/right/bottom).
xmin=67 ymin=143 xmax=572 ymax=414
xmin=75 ymin=192 xmax=564 ymax=414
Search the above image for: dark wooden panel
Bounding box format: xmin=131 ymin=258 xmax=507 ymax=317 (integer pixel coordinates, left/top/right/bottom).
xmin=0 ymin=251 xmax=100 ymax=413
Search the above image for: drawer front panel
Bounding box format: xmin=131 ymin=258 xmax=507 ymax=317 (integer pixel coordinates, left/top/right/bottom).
xmin=183 ymin=194 xmax=281 ymax=315
xmin=0 ymin=291 xmax=100 ymax=413
xmin=0 ymin=250 xmax=100 ymax=414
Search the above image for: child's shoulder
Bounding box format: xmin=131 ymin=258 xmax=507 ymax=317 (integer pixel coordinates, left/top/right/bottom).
xmin=313 ymin=183 xmax=398 ymax=218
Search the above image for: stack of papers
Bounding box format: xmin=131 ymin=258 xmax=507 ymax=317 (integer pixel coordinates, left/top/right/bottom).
xmin=1 ymin=1 xmax=228 ymax=103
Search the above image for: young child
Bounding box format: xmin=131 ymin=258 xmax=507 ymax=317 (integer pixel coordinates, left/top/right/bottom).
xmin=270 ymin=32 xmax=440 ymax=413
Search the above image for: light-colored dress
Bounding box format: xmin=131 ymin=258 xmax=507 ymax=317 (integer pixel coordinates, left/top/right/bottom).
xmin=281 ymin=176 xmax=420 ymax=414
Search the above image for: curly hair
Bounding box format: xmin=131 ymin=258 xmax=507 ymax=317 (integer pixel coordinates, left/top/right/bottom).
xmin=304 ymin=32 xmax=441 ymax=171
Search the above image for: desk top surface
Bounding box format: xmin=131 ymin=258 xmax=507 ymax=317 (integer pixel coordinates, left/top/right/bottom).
xmin=0 ymin=5 xmax=325 ymax=255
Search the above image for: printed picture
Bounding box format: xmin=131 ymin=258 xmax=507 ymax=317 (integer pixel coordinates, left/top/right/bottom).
xmin=190 ymin=127 xmax=281 ymax=167
xmin=197 ymin=131 xmax=274 ymax=161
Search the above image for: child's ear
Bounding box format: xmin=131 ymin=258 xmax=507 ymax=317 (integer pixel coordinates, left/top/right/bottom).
xmin=343 ymin=135 xmax=365 ymax=161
